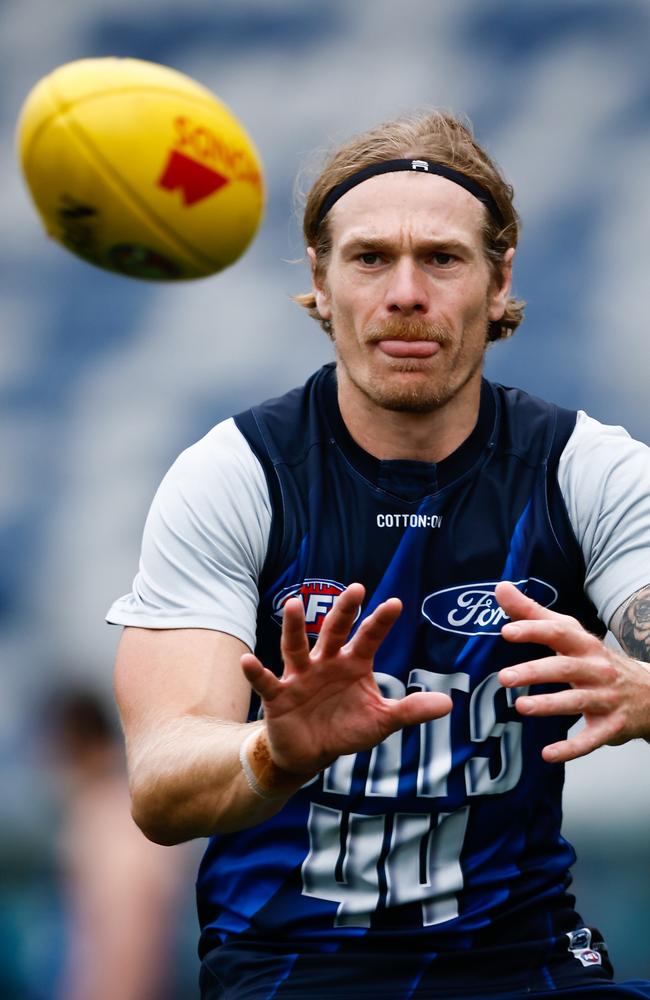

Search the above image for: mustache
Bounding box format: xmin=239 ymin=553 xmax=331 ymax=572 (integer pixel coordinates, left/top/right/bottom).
xmin=364 ymin=319 xmax=452 ymax=346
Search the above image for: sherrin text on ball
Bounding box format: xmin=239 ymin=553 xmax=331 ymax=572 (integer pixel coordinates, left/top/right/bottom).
xmin=16 ymin=57 xmax=264 ymax=280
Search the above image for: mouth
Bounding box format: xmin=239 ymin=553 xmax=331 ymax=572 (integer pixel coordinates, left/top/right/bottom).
xmin=376 ymin=339 xmax=442 ymax=359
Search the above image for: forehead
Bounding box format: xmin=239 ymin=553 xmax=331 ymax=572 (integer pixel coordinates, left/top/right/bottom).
xmin=326 ymin=171 xmax=487 ymax=248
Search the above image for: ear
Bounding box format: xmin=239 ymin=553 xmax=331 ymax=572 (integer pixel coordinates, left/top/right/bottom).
xmin=307 ymin=246 xmax=332 ymax=320
xmin=488 ymin=247 xmax=515 ymax=322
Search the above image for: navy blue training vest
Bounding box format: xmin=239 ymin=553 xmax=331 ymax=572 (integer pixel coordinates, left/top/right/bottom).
xmin=197 ymin=363 xmax=603 ymax=957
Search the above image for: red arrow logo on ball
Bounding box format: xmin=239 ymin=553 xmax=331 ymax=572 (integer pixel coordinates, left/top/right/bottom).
xmin=157 ymin=150 xmax=229 ymax=206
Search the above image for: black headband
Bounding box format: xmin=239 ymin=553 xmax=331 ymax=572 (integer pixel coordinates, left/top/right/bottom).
xmin=315 ymin=158 xmax=505 ymax=229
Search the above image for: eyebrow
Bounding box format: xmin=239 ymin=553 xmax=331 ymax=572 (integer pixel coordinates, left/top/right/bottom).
xmin=338 ymin=234 xmax=476 ymax=257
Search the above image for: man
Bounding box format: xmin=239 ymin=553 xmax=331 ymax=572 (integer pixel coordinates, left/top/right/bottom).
xmin=43 ymin=687 xmax=189 ymax=1000
xmin=109 ymin=111 xmax=650 ymax=998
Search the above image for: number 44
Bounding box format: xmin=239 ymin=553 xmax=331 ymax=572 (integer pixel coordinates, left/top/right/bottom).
xmin=301 ymin=669 xmax=527 ymax=928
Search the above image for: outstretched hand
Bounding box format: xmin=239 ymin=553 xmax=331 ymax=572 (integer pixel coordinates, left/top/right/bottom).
xmin=496 ymin=581 xmax=650 ymax=763
xmin=241 ymin=583 xmax=452 ymax=778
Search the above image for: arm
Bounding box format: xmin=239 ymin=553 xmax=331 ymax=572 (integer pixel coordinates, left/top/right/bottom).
xmin=112 ymin=422 xmax=294 ymax=844
xmin=496 ymin=581 xmax=650 ymax=764
xmin=115 ymin=586 xmax=453 ymax=845
xmin=114 ymin=625 xmax=302 ymax=845
xmin=500 ymin=415 xmax=650 ymax=762
xmin=612 ymin=583 xmax=650 ymax=660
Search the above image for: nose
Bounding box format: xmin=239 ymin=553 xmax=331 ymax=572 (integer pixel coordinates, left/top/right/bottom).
xmin=385 ymin=257 xmax=429 ymax=316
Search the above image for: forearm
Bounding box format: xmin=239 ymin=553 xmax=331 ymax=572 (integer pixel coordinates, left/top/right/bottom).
xmin=125 ymin=717 xmax=307 ymax=844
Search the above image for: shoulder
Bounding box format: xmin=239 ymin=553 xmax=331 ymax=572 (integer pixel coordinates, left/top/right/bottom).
xmin=147 ymin=417 xmax=273 ymax=563
xmin=107 ymin=417 xmax=273 ymax=640
xmin=557 ymin=410 xmax=650 ymax=626
xmin=557 ymin=410 xmax=650 ymax=542
xmin=172 ymin=416 xmax=264 ymax=477
xmin=234 ymin=364 xmax=336 ymax=466
xmin=557 ymin=409 xmax=650 ymax=526
xmin=488 ymin=381 xmax=578 ymax=460
xmin=163 ymin=417 xmax=270 ymax=513
xmin=559 ymin=410 xmax=650 ymax=475
xmin=491 ymin=381 xmax=575 ymax=423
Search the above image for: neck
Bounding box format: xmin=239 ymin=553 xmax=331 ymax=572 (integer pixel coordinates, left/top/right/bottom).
xmin=336 ymin=366 xmax=483 ymax=463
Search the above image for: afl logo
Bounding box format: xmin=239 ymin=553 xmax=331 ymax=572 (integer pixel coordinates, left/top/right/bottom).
xmin=271 ymin=579 xmax=357 ymax=638
xmin=422 ymin=578 xmax=558 ymax=636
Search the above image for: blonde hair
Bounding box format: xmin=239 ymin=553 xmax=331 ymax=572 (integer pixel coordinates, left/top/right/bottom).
xmin=294 ymin=110 xmax=525 ymax=342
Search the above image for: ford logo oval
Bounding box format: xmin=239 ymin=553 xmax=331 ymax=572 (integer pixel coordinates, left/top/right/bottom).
xmin=421 ymin=578 xmax=558 ymax=636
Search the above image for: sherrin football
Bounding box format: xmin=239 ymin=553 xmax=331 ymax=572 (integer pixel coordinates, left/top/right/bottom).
xmin=16 ymin=57 xmax=265 ymax=280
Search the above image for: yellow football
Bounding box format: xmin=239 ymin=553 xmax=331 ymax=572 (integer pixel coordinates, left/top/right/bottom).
xmin=16 ymin=57 xmax=264 ymax=280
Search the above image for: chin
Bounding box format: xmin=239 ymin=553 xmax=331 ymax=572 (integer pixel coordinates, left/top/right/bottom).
xmin=374 ymin=392 xmax=451 ymax=414
xmin=365 ymin=376 xmax=454 ymax=413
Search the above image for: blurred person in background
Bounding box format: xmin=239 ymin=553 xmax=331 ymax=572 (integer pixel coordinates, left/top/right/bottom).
xmin=45 ymin=686 xmax=189 ymax=1000
xmin=109 ymin=111 xmax=650 ymax=998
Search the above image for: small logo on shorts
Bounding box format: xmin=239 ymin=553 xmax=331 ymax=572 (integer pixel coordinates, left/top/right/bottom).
xmin=566 ymin=928 xmax=602 ymax=967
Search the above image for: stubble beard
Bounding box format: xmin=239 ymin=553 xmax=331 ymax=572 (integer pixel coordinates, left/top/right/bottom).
xmin=336 ymin=315 xmax=489 ymax=414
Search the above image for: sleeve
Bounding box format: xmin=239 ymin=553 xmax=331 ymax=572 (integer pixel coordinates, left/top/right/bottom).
xmin=557 ymin=410 xmax=650 ymax=628
xmin=105 ymin=417 xmax=272 ymax=650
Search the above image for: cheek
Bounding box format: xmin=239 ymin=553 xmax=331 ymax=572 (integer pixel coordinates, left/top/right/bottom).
xmin=455 ymin=280 xmax=492 ymax=327
xmin=331 ymin=282 xmax=374 ymax=328
xmin=432 ymin=291 xmax=477 ymax=335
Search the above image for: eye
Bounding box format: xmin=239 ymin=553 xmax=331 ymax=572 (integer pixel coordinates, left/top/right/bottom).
xmin=358 ymin=252 xmax=382 ymax=266
xmin=430 ymin=252 xmax=456 ymax=267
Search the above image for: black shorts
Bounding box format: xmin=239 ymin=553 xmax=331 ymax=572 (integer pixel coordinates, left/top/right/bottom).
xmin=199 ymin=928 xmax=650 ymax=1000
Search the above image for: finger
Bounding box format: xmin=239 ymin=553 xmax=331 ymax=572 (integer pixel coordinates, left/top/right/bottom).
xmin=346 ymin=598 xmax=403 ymax=661
xmin=495 ymin=581 xmax=560 ymax=623
xmin=313 ymin=583 xmax=365 ymax=658
xmin=240 ymin=654 xmax=283 ymax=702
xmin=501 ymin=617 xmax=598 ymax=657
xmin=499 ymin=654 xmax=613 ymax=689
xmin=541 ymin=716 xmax=625 ymax=763
xmin=388 ymin=692 xmax=453 ymax=728
xmin=280 ymin=597 xmax=311 ymax=670
xmin=512 ymin=687 xmax=617 ymax=719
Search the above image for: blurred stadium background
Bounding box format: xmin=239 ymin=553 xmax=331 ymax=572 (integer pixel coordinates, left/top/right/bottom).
xmin=1 ymin=0 xmax=649 ymax=995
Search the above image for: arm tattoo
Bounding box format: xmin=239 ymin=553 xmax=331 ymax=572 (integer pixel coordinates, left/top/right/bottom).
xmin=618 ymin=585 xmax=650 ymax=662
